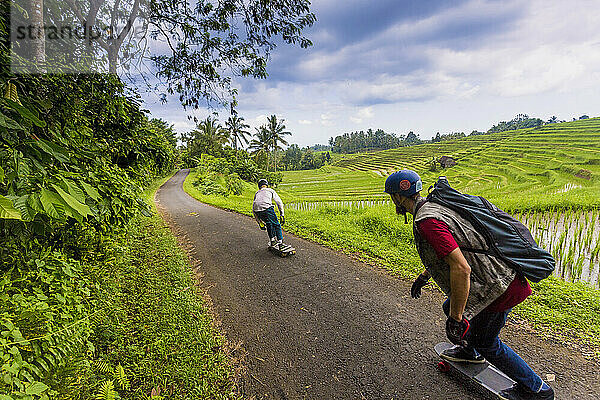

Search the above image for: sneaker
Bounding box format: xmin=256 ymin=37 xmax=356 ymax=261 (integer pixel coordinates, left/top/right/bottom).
xmin=440 ymin=345 xmax=485 ymax=364
xmin=269 ymin=238 xmax=277 ymax=247
xmin=497 ymin=383 xmax=554 ymax=400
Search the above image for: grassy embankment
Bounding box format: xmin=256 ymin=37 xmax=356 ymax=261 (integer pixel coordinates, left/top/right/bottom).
xmin=183 ymin=118 xmax=600 ymax=357
xmin=63 ymin=174 xmax=238 ymax=399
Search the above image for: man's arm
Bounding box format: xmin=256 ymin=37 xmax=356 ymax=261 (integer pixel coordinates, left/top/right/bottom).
xmin=252 ymin=192 xmax=263 ymax=226
xmin=444 ymin=248 xmax=471 ymax=321
xmin=252 ymin=210 xmax=263 ymax=226
xmin=272 ymin=190 xmax=284 ymax=217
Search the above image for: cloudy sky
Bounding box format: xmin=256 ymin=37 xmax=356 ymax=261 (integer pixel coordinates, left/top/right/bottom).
xmin=143 ymin=0 xmax=600 ymax=147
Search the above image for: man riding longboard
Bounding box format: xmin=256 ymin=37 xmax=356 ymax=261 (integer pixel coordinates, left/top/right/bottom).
xmin=252 ymin=178 xmax=294 ymax=256
xmin=385 ymin=170 xmax=554 ymax=400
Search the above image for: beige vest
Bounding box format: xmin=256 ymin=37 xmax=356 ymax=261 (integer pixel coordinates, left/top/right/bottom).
xmin=414 ymin=202 xmax=515 ymax=319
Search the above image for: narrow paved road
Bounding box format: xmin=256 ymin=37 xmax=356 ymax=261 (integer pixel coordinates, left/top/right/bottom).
xmin=156 ymin=170 xmax=598 ymax=399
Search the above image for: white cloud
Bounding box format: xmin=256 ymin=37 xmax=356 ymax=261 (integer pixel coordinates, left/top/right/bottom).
xmin=422 ymin=2 xmax=600 ymax=98
xmin=251 ymin=114 xmax=269 ymax=127
xmin=350 ymin=106 xmax=375 ymax=123
xmin=298 ymin=119 xmax=313 ymax=125
xmin=358 ymin=107 xmax=374 ymax=119
xmin=172 ymin=120 xmax=196 ymax=131
xmin=320 ymin=113 xmax=335 ymax=126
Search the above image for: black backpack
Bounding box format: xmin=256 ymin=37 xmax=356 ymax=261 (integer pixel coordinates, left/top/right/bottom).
xmin=426 ymin=177 xmax=555 ymax=283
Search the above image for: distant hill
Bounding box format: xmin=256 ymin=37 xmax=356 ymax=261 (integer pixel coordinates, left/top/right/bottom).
xmin=333 ymin=118 xmax=600 ymax=177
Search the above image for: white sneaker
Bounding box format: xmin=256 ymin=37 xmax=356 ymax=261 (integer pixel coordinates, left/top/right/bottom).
xmin=270 ymin=238 xmax=277 ymax=247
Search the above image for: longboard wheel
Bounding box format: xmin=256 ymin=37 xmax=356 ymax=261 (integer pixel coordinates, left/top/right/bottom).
xmin=438 ymin=361 xmax=450 ymax=372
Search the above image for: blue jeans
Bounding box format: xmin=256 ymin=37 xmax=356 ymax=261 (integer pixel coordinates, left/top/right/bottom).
xmin=255 ymin=207 xmax=283 ymax=241
xmin=443 ymin=299 xmax=543 ymax=393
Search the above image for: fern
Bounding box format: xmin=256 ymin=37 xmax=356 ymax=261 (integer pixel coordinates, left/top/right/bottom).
xmin=113 ymin=364 xmax=130 ymax=390
xmin=96 ymin=380 xmax=119 ymax=400
xmin=94 ymin=360 xmax=112 ymax=374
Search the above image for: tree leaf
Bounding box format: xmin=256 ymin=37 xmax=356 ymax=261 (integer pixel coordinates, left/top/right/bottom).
xmin=0 ymin=113 xmax=24 ymax=130
xmin=40 ymin=188 xmax=64 ymax=220
xmin=11 ymin=195 xmax=36 ymax=221
xmin=51 ymin=184 xmax=91 ymax=217
xmin=35 ymin=139 xmax=70 ymax=163
xmin=27 ymin=192 xmax=44 ymax=213
xmin=0 ymin=195 xmax=22 ymax=220
xmin=0 ymin=165 xmax=4 ymax=182
xmin=25 ymin=381 xmax=49 ymax=395
xmin=60 ymin=177 xmax=86 ymax=204
xmin=80 ymin=181 xmax=100 ymax=201
xmin=2 ymin=98 xmax=46 ymax=127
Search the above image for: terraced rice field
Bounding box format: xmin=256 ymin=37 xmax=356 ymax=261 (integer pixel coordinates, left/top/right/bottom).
xmin=279 ymin=166 xmax=387 ymax=201
xmin=279 ymin=118 xmax=600 ymax=285
xmin=281 ymin=118 xmax=600 ymax=210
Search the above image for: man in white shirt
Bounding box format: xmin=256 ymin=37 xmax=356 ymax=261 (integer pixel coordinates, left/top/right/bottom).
xmin=253 ymin=179 xmax=286 ymax=248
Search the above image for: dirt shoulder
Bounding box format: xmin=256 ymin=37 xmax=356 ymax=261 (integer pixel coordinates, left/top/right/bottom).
xmin=157 ymin=170 xmax=599 ymax=399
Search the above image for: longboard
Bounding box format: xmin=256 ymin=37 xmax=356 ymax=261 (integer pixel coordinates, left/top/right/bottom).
xmin=435 ymin=342 xmax=522 ymax=399
xmin=268 ymin=243 xmax=296 ymax=257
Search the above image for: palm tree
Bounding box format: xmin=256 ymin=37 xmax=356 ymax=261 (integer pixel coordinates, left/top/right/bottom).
xmin=199 ymin=116 xmax=230 ymax=144
xmin=189 ymin=116 xmax=229 ymax=156
xmin=265 ymin=115 xmax=291 ymax=172
xmin=225 ymin=115 xmax=251 ymax=156
xmin=249 ymin=125 xmax=272 ymax=169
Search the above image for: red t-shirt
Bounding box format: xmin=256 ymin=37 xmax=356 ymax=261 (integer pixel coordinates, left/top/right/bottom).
xmin=417 ymin=218 xmax=531 ymax=312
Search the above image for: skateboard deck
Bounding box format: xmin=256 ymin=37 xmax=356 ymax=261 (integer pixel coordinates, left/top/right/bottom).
xmin=435 ymin=342 xmax=520 ymax=399
xmin=268 ymin=243 xmax=296 ymax=257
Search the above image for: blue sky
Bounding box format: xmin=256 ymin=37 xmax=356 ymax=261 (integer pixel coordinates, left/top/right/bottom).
xmin=142 ymin=0 xmax=600 ymax=147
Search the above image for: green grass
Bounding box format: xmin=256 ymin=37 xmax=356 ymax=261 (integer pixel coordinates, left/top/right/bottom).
xmin=61 ymin=173 xmax=239 ymax=399
xmin=183 ymin=171 xmax=258 ymax=214
xmin=514 ymin=277 xmax=600 ymax=351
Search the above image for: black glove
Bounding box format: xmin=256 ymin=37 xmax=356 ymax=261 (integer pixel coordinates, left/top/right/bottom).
xmin=410 ymin=274 xmax=429 ymax=299
xmin=281 ymin=215 xmax=285 ymax=225
xmin=446 ymin=317 xmax=470 ymax=346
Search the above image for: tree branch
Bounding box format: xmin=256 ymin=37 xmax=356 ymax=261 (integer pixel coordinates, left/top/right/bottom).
xmin=110 ymin=0 xmax=122 ymax=37
xmin=63 ymin=0 xmax=110 ymax=51
xmin=116 ymin=0 xmax=140 ymax=47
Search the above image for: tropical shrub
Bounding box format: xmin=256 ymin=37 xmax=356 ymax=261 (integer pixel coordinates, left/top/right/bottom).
xmin=0 ymin=74 xmax=177 ymax=397
xmin=190 ymin=153 xmax=282 ymax=195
